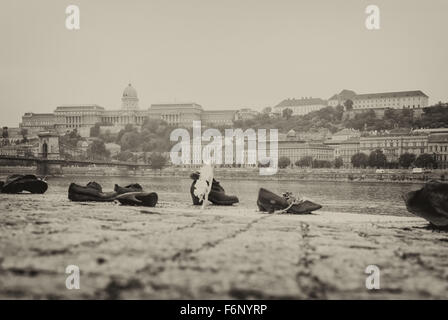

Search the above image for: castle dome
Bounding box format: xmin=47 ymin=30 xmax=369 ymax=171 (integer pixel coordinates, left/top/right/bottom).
xmin=123 ymin=83 xmax=138 ymax=98
xmin=121 ymin=83 xmax=139 ymax=110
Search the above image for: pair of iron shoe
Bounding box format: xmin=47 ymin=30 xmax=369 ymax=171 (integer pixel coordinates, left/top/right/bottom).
xmin=257 ymin=188 xmax=322 ymax=214
xmin=189 ymin=172 xmax=239 ymax=206
xmin=0 ymin=174 xmax=48 ymax=194
xmin=189 ymin=172 xmax=322 ymax=214
xmin=68 ymin=182 xmax=158 ymax=207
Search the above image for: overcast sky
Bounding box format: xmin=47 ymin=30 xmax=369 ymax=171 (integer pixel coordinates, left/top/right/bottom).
xmin=1 ymin=0 xmax=447 ymax=127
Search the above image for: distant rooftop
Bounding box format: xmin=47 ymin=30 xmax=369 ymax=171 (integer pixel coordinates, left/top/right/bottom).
xmin=339 ymin=137 xmax=361 ymax=143
xmin=354 ymin=90 xmax=428 ymax=100
xmin=428 ymin=134 xmax=448 ymax=143
xmin=202 ymin=110 xmax=237 ymax=114
xmin=328 ymin=89 xmax=357 ymax=101
xmin=150 ymin=102 xmax=203 ymax=109
xmin=22 ymin=113 xmax=55 ymax=117
xmin=275 ymin=97 xmax=327 ymax=108
xmin=361 ymin=129 xmax=429 ymax=137
xmin=333 ymin=128 xmax=360 ymax=136
xmin=55 ymin=104 xmax=104 ymax=111
xmin=413 ymin=128 xmax=448 ymax=134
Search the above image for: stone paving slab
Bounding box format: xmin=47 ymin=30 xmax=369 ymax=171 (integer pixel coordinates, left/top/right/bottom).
xmin=0 ymin=203 xmax=447 ymax=299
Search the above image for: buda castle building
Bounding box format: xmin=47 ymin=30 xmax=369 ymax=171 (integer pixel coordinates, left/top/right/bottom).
xmin=20 ymin=83 xmax=239 ymax=137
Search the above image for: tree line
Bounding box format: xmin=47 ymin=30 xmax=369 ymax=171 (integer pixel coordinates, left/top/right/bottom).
xmin=350 ymin=150 xmax=437 ymax=169
xmin=276 ymin=150 xmax=437 ymax=170
xmin=234 ymin=101 xmax=448 ymax=134
xmin=60 ymin=125 xmax=168 ymax=169
xmin=277 ymin=156 xmax=344 ymax=169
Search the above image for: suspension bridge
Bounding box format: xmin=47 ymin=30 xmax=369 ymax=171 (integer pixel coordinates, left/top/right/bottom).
xmin=0 ymin=132 xmax=154 ymax=176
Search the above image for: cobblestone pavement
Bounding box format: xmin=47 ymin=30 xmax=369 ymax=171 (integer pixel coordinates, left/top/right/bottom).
xmin=0 ymin=200 xmax=447 ymax=299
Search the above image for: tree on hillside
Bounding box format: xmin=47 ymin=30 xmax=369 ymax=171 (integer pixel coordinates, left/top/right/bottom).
xmin=230 ymin=105 xmax=348 ymax=134
xmin=116 ymin=151 xmax=134 ymax=162
xmin=87 ymin=140 xmax=110 ymax=160
xmin=149 ymin=152 xmax=167 ymax=170
xmin=382 ymin=108 xmax=414 ymax=129
xmin=399 ymin=109 xmax=414 ymax=127
xmin=415 ymin=103 xmax=448 ymax=128
xmin=99 ymin=129 xmax=116 ymax=143
xmin=204 ymin=101 xmax=448 ymax=138
xmin=278 ymin=156 xmax=291 ymax=169
xmin=414 ymin=153 xmax=437 ymax=169
xmin=20 ymin=128 xmax=28 ymax=143
xmin=262 ymin=107 xmax=272 ymax=114
xmin=116 ymin=124 xmax=137 ymax=144
xmin=60 ymin=129 xmax=82 ymax=148
xmin=113 ymin=119 xmax=175 ymax=154
xmin=142 ymin=140 xmax=160 ymax=152
xmin=119 ymin=131 xmax=141 ymax=151
xmin=398 ymin=153 xmax=416 ymax=168
xmin=344 ymin=99 xmax=354 ymax=111
xmin=2 ymin=127 xmax=8 ymax=139
xmin=282 ymin=108 xmax=293 ymax=120
xmin=351 ymin=152 xmax=368 ymax=168
xmin=335 ymin=105 xmax=345 ymax=121
xmin=334 ymin=156 xmax=343 ymax=168
xmin=368 ymin=149 xmax=387 ymax=168
xmin=90 ymin=123 xmax=101 ymax=137
xmin=140 ymin=119 xmax=172 ymax=152
xmin=344 ymin=110 xmax=383 ymax=131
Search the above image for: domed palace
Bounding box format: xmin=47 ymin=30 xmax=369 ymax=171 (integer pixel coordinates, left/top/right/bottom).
xmin=121 ymin=83 xmax=139 ymax=110
xmin=19 ymin=83 xmax=239 ymax=138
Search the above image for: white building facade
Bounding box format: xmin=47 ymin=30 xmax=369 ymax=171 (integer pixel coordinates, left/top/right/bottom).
xmin=352 ymin=90 xmax=429 ymax=111
xmin=20 ymin=83 xmax=239 ymax=137
xmin=274 ymin=97 xmax=327 ymax=116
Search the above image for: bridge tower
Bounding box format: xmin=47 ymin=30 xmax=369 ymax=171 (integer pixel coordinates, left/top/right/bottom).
xmin=38 ymin=132 xmax=60 ymax=159
xmin=37 ymin=132 xmax=62 ymax=176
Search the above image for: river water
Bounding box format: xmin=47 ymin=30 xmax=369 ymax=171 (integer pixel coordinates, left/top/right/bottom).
xmin=0 ymin=176 xmax=424 ymax=217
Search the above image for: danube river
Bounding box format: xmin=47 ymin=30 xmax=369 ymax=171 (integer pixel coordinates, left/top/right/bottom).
xmin=0 ymin=175 xmax=422 ymax=216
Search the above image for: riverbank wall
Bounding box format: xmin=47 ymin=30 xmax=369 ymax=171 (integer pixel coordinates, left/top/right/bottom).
xmin=1 ymin=165 xmax=446 ymax=184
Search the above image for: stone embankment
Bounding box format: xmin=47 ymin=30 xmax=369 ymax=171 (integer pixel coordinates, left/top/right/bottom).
xmin=0 ymin=202 xmax=447 ymax=299
xmin=1 ymin=165 xmax=446 ymax=184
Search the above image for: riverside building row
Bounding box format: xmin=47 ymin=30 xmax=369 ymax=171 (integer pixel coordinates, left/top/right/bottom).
xmin=173 ymin=128 xmax=448 ymax=169
xmin=273 ymin=129 xmax=448 ymax=169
